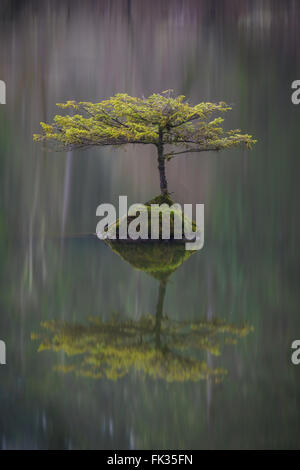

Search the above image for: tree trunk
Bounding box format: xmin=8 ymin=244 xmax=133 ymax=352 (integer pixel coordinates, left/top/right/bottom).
xmin=157 ymin=130 xmax=168 ymax=195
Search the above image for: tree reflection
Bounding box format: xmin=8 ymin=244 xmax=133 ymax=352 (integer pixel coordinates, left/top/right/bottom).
xmin=32 ymin=241 xmax=253 ymax=382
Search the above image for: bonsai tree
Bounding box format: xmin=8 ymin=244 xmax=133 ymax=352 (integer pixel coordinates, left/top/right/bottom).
xmin=34 ymin=90 xmax=256 ymax=195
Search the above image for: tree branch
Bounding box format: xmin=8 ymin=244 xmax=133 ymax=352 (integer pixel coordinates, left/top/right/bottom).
xmin=164 ymin=147 xmax=221 ymax=159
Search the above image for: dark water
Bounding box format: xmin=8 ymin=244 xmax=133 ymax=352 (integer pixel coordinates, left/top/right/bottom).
xmin=0 ymin=0 xmax=300 ymax=449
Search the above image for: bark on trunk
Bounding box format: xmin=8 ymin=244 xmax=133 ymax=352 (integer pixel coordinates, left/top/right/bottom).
xmin=157 ymin=129 xmax=168 ymax=195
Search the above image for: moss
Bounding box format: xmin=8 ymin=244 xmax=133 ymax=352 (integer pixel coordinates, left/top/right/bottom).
xmin=106 ymin=240 xmax=194 ymax=281
xmin=145 ymin=193 xmax=175 ymax=207
xmin=102 ymin=194 xmax=199 ymax=279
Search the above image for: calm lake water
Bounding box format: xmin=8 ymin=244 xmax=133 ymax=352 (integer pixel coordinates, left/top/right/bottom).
xmin=0 ymin=0 xmax=300 ymax=449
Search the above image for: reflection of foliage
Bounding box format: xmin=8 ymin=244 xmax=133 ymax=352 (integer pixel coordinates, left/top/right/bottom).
xmin=32 ymin=229 xmax=253 ymax=383
xmin=28 ymin=235 xmax=252 ymax=383
xmin=32 ymin=306 xmax=252 ymax=383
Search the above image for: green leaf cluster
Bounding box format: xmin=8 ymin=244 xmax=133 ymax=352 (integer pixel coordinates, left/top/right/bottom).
xmin=33 ymin=90 xmax=256 ymax=158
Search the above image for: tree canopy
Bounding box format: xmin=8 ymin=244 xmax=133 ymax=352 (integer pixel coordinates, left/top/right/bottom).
xmin=34 ymin=90 xmax=256 ymax=194
xmin=34 ymin=90 xmax=256 ymax=157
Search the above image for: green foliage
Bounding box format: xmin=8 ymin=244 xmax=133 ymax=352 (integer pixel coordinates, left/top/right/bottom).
xmin=33 ymin=90 xmax=256 ymax=158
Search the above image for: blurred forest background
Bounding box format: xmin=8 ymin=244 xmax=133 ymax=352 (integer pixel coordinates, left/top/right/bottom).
xmin=0 ymin=0 xmax=299 ymax=450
